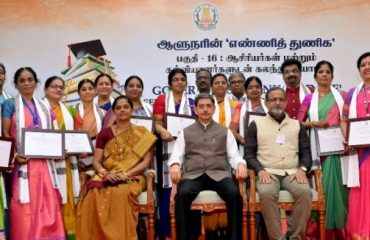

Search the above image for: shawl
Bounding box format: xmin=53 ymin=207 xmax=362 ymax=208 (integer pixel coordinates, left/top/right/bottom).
xmin=16 ymin=94 xmax=53 ymax=203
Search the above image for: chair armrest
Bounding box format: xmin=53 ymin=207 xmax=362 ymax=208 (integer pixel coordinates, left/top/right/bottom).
xmin=248 ymin=170 xmax=257 ymax=204
xmin=145 ymin=169 xmax=156 ymax=178
xmin=145 ymin=169 xmax=156 ymax=204
xmin=311 ymin=169 xmax=325 ymax=208
xmin=170 ymin=182 xmax=178 ymax=204
xmin=237 ymin=177 xmax=248 ymax=204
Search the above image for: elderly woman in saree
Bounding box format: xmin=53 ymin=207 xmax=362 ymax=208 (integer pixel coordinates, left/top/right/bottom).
xmin=341 ymin=52 xmax=370 ymax=239
xmin=43 ymin=76 xmax=80 ymax=239
xmin=2 ymin=67 xmax=65 ymax=239
xmin=76 ymin=95 xmax=157 ymax=239
xmin=297 ymin=60 xmax=347 ymax=239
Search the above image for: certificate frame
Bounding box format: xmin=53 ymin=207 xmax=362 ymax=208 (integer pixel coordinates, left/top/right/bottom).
xmin=21 ymin=128 xmax=65 ymax=159
xmin=245 ymin=111 xmax=266 ymax=126
xmin=0 ymin=136 xmax=15 ymax=170
xmin=131 ymin=116 xmax=154 ymax=132
xmin=314 ymin=126 xmax=345 ymax=156
xmin=64 ymin=130 xmax=94 ymax=155
xmin=347 ymin=117 xmax=370 ymax=148
xmin=164 ymin=113 xmax=196 ymax=138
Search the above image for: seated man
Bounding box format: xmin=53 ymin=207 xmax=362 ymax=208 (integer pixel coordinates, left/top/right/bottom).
xmin=244 ymin=87 xmax=312 ymax=240
xmin=168 ymin=93 xmax=247 ymax=240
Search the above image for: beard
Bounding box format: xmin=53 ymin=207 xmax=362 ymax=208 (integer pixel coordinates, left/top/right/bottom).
xmin=270 ymin=108 xmax=285 ymax=119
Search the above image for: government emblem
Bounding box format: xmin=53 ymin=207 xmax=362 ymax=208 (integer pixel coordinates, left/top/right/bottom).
xmin=193 ymin=3 xmax=219 ymax=31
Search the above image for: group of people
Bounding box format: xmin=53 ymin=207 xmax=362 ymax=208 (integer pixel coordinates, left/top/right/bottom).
xmin=0 ymin=51 xmax=369 ymax=240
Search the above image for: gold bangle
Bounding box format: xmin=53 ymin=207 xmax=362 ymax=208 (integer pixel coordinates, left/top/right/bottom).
xmin=98 ymin=168 xmax=108 ymax=177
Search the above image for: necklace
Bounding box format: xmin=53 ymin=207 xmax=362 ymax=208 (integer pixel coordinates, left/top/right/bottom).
xmin=115 ymin=124 xmax=131 ymax=157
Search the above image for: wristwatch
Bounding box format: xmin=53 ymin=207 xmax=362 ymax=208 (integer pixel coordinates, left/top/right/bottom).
xmin=300 ymin=166 xmax=307 ymax=172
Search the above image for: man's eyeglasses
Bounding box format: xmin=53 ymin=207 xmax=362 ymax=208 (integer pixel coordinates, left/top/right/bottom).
xmin=230 ymin=80 xmax=244 ymax=86
xmin=267 ymin=97 xmax=285 ymax=103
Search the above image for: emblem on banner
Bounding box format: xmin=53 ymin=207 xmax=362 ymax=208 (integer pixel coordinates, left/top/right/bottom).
xmin=193 ymin=3 xmax=219 ymax=31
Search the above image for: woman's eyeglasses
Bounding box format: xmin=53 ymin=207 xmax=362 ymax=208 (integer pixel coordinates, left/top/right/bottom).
xmin=49 ymin=84 xmax=65 ymax=91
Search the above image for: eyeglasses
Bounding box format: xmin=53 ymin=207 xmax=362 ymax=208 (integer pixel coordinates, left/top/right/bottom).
xmin=172 ymin=78 xmax=186 ymax=83
xmin=49 ymin=84 xmax=65 ymax=91
xmin=267 ymin=97 xmax=285 ymax=103
xmin=230 ymin=80 xmax=244 ymax=86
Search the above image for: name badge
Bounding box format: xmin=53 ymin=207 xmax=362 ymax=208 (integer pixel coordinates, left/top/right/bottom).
xmin=276 ymin=134 xmax=285 ymax=144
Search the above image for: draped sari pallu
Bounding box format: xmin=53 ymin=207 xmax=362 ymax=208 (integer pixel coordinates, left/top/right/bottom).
xmin=298 ymin=90 xmax=348 ymax=239
xmin=77 ymin=126 xmax=156 ymax=240
xmin=45 ymin=100 xmax=80 ymax=240
xmin=3 ymin=96 xmax=66 ymax=240
xmin=343 ymin=85 xmax=370 ymax=238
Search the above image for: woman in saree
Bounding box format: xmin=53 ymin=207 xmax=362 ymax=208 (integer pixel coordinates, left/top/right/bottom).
xmin=94 ymin=73 xmax=114 ymax=111
xmin=76 ymin=95 xmax=157 ymax=239
xmin=2 ymin=67 xmax=65 ymax=239
xmin=74 ymin=79 xmax=105 ymax=173
xmin=0 ymin=62 xmax=10 ymax=239
xmin=230 ymin=76 xmax=267 ymax=148
xmin=211 ymin=73 xmax=239 ymax=128
xmin=125 ymin=75 xmax=152 ymax=117
xmin=341 ymin=52 xmax=370 ymax=239
xmin=103 ymin=75 xmax=152 ymax=128
xmin=153 ymin=68 xmax=195 ymax=238
xmin=43 ymin=76 xmax=80 ymax=240
xmin=297 ymin=60 xmax=347 ymax=239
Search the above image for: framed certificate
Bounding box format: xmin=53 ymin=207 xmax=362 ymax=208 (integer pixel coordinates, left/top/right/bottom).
xmin=21 ymin=128 xmax=65 ymax=159
xmin=0 ymin=137 xmax=15 ymax=170
xmin=64 ymin=130 xmax=94 ymax=155
xmin=347 ymin=117 xmax=370 ymax=148
xmin=164 ymin=113 xmax=195 ymax=138
xmin=131 ymin=116 xmax=153 ymax=132
xmin=315 ymin=126 xmax=345 ymax=156
xmin=245 ymin=112 xmax=266 ymax=126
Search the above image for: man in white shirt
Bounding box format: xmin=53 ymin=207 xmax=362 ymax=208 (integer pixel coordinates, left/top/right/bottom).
xmin=168 ymin=93 xmax=247 ymax=240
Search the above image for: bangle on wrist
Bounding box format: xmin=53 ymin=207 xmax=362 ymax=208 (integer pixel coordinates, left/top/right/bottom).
xmin=98 ymin=168 xmax=108 ymax=177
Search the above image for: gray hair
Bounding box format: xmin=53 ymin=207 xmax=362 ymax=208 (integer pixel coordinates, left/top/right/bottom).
xmin=228 ymin=72 xmax=246 ymax=83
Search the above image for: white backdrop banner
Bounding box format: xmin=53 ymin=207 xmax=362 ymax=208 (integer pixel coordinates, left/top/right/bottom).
xmin=1 ymin=0 xmax=369 ymax=102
